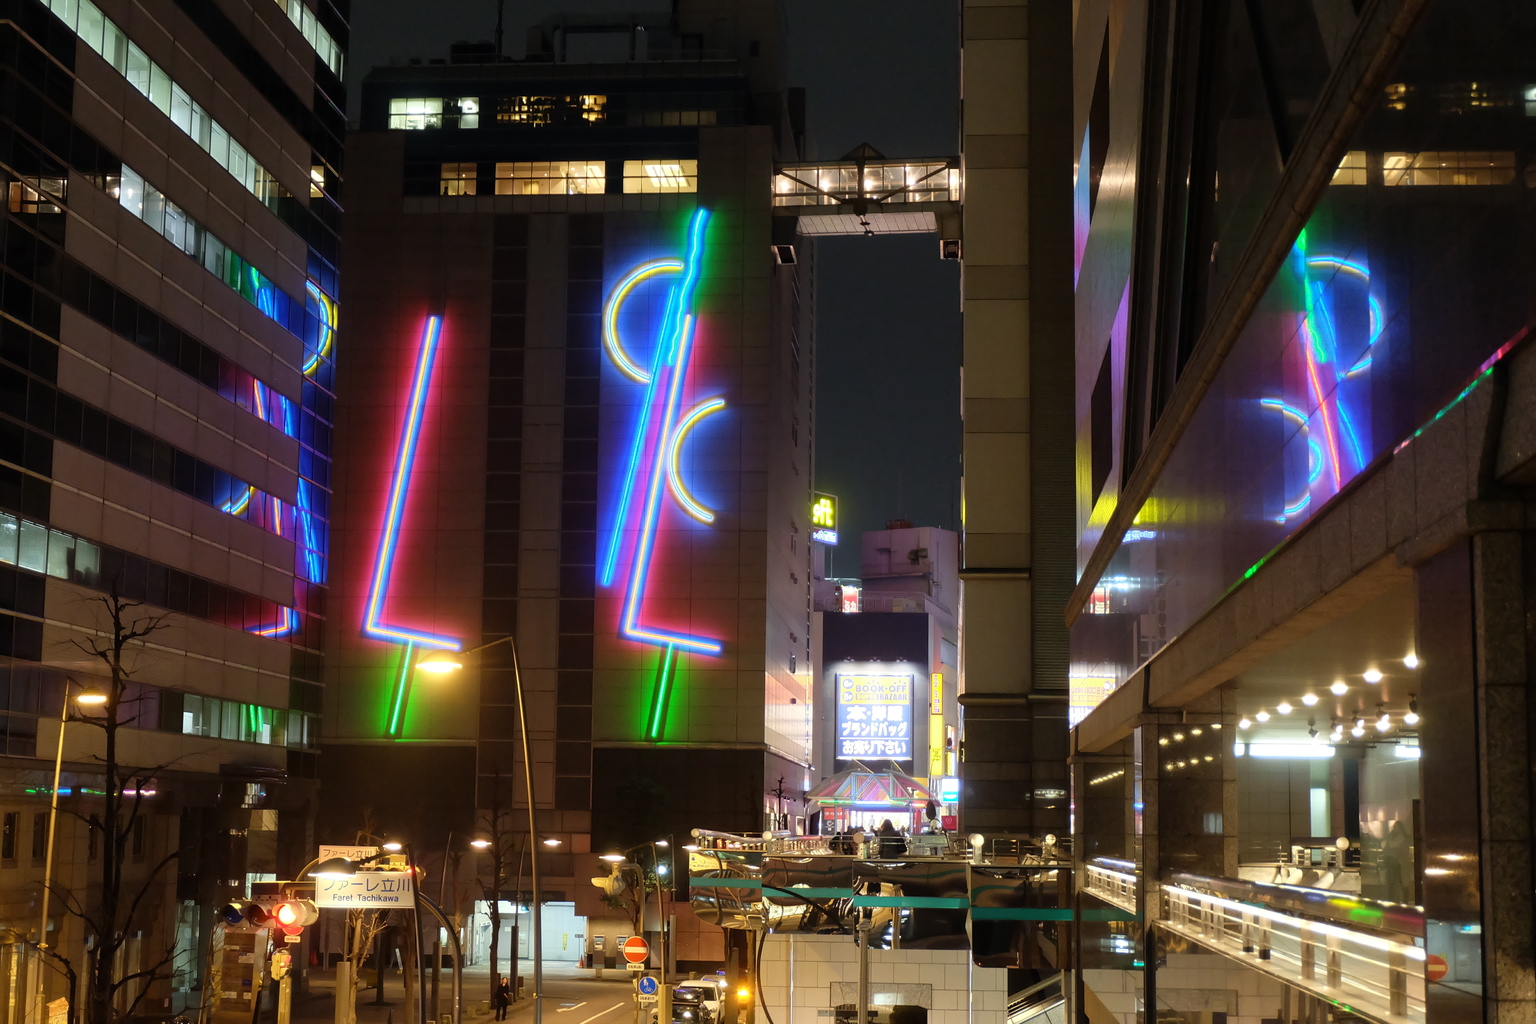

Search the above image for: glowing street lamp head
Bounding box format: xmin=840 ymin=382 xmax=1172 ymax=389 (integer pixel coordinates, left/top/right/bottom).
xmin=76 ymin=687 xmax=108 ymax=706
xmin=417 ymin=652 xmax=463 ymax=674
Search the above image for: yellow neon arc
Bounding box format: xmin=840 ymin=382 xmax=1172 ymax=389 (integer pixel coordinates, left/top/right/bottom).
xmin=665 ymin=396 xmax=726 ymax=522
xmin=603 ymin=259 xmax=683 ymax=383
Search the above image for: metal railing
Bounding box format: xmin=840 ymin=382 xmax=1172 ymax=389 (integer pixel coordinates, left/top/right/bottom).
xmin=1006 ymin=973 xmax=1064 ymax=1024
xmin=689 ymin=829 xmax=974 ymax=860
xmin=1081 ymin=860 xmax=1138 ymax=914
xmin=1162 ymin=883 xmax=1425 ymax=1024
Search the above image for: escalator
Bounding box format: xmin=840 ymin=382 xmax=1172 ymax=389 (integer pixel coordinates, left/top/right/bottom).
xmin=1006 ymin=974 xmax=1065 ymax=1024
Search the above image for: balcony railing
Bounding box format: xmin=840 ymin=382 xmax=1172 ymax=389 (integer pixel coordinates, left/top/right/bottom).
xmin=1162 ymin=881 xmax=1425 ymax=1024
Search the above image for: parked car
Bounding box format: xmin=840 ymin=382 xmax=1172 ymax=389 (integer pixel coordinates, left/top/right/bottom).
xmin=649 ymin=977 xmax=727 ymax=1024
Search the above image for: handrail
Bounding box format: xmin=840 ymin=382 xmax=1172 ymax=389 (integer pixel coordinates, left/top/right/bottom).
xmin=1167 ymin=871 xmax=1423 ymax=939
xmin=1162 ymin=883 xmax=1423 ymax=1024
xmin=1006 ymin=974 xmax=1064 ymax=1024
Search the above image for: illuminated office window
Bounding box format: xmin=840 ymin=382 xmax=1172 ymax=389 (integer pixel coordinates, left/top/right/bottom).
xmin=1331 ymin=150 xmax=1367 ymax=185
xmin=622 ymin=159 xmax=698 ymax=193
xmin=496 ymin=94 xmax=607 ymax=125
xmin=389 ymin=97 xmax=477 ymax=130
xmin=494 ymin=161 xmax=605 ymax=195
xmin=389 ymin=97 xmax=442 ymax=129
xmin=1526 ymin=85 xmax=1536 ymax=116
xmin=1382 ymin=151 xmax=1515 ymax=186
xmin=441 ymin=162 xmax=477 ymax=196
xmin=8 ymin=177 xmax=65 ymax=214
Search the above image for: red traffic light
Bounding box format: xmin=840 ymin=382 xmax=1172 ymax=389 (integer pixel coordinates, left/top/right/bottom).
xmin=271 ymin=899 xmax=318 ymax=936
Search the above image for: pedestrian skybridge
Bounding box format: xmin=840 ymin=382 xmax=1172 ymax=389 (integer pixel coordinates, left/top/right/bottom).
xmin=772 ymin=144 xmax=959 ymax=237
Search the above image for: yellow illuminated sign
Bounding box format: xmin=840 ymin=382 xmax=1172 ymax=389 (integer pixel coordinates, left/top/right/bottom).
xmin=811 ymin=492 xmax=838 ymax=544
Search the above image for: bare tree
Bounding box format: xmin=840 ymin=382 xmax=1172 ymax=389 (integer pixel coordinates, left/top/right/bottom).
xmin=58 ymin=585 xmax=183 ymax=1024
xmin=474 ymin=777 xmax=523 ymax=1005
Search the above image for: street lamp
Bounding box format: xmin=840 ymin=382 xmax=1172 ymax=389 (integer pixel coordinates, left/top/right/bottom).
xmin=414 ymin=635 xmax=544 ymax=1024
xmin=603 ymin=837 xmax=676 ymax=1024
xmin=39 ymin=681 xmax=108 ymax=948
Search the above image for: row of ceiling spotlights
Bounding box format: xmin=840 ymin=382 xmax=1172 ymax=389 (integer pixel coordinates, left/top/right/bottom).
xmin=1237 ymin=653 xmax=1420 ymax=725
xmin=1238 ymin=695 xmax=1420 ymax=734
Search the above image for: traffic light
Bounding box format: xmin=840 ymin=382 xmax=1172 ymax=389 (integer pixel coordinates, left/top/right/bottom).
xmin=217 ymin=900 xmax=273 ymax=928
xmin=271 ymin=899 xmax=318 ymax=937
xmin=218 ymin=897 xmax=315 ymax=934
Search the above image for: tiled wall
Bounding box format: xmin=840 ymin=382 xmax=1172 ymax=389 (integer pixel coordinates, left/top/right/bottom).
xmin=758 ymin=933 xmax=1006 ymax=1024
xmin=1084 ymin=953 xmax=1286 ymax=1024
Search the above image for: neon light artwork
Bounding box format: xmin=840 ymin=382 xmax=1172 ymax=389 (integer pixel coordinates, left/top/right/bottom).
xmin=665 ymin=397 xmax=726 ymax=523
xmin=304 ymin=280 xmax=338 ymax=376
xmin=363 ymin=314 xmax=462 ymax=653
xmin=603 ymin=259 xmax=683 ymax=383
xmin=600 ymin=209 xmax=725 ymax=742
xmin=1261 ymin=237 xmax=1382 ymax=526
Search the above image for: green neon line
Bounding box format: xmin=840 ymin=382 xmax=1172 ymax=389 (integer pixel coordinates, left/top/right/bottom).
xmin=385 ymin=642 xmax=418 ymax=738
xmin=645 ymin=644 xmax=678 ymax=741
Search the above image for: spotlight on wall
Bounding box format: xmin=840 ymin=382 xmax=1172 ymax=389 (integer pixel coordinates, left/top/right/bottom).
xmin=1364 ymin=668 xmax=1383 ymax=684
xmin=1404 ymin=695 xmax=1420 ymax=726
xmin=1276 ymin=702 xmax=1292 ymax=715
xmin=1330 ymin=680 xmax=1349 ymax=696
xmin=1301 ymin=693 xmax=1319 ymax=706
xmin=1403 ymin=653 xmax=1420 ymax=669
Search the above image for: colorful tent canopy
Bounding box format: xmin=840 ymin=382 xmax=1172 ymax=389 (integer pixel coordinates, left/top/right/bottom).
xmin=806 ymin=766 xmax=934 ymax=808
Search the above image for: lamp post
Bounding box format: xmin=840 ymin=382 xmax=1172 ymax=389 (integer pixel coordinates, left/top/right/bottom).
xmin=602 ymin=836 xmax=675 ymax=1024
xmin=39 ymin=681 xmax=107 ymax=946
xmin=417 ymin=636 xmax=542 ymax=1024
xmin=36 ymin=680 xmax=106 ymax=1024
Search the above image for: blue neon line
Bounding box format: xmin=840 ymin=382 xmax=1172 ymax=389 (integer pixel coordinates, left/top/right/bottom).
xmin=1332 ymin=390 xmax=1367 ymax=473
xmin=1259 ymin=398 xmax=1308 ymax=426
xmin=1307 ymin=439 xmax=1324 ymax=484
xmin=599 ymin=285 xmax=681 ymax=587
xmin=362 ymin=315 xmax=461 ymax=651
xmin=1282 ymin=493 xmax=1312 ymax=518
xmin=1308 ymin=281 xmax=1337 ymax=363
xmin=618 ymin=209 xmax=723 ymax=657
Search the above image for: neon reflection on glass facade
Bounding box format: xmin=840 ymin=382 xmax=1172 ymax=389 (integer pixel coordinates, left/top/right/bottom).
xmin=599 ymin=210 xmax=725 ymax=742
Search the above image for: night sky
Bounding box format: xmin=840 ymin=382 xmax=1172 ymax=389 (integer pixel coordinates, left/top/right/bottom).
xmin=346 ymin=1 xmax=961 ymax=578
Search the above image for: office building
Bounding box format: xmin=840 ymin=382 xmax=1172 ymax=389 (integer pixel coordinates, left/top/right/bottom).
xmin=0 ymin=0 xmax=345 ymax=1015
xmin=320 ymin=6 xmax=816 ymax=954
xmin=1070 ymin=1 xmax=1536 ymax=1021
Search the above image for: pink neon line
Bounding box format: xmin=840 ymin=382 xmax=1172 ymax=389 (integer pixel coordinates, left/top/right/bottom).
xmin=1300 ymin=320 xmax=1344 ymax=491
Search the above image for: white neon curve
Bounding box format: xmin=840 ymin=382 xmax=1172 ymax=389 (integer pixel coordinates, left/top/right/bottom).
xmin=603 ymin=259 xmax=683 ymax=383
xmin=665 ymin=397 xmax=726 ymax=523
